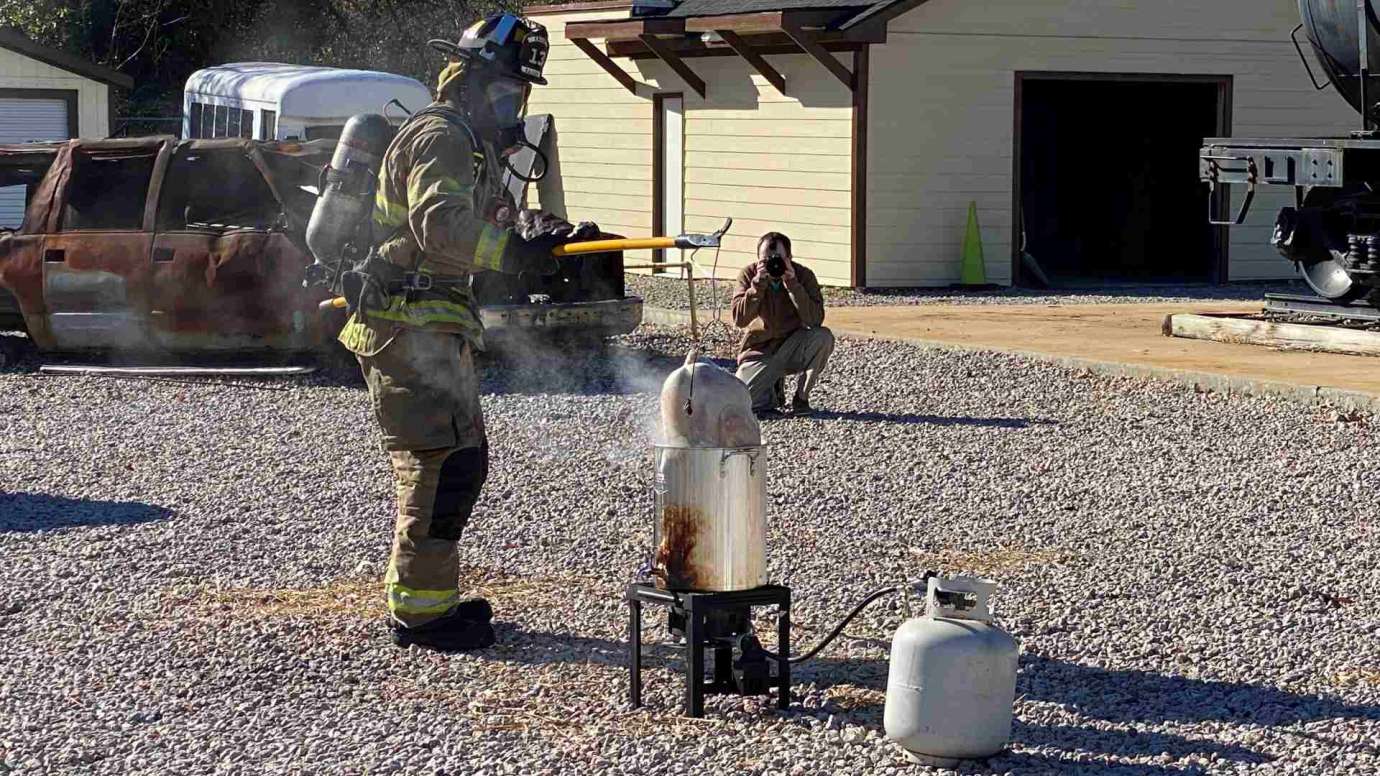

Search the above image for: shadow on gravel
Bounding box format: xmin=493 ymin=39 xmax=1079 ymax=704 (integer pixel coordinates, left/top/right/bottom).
xmin=483 ymin=630 xmax=1279 ymax=770
xmin=791 ymin=651 xmax=1380 ymax=768
xmin=475 ymin=620 xmax=1378 ymax=769
xmin=0 ymin=492 xmax=173 ymax=532
xmin=804 ymin=410 xmax=1056 ymax=429
xmin=1020 ymin=653 xmax=1380 ymax=729
xmin=491 ymin=622 xmax=689 ymax=674
xmin=1000 ymin=721 xmax=1271 ymax=771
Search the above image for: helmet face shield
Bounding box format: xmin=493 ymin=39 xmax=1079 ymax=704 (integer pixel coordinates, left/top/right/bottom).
xmin=484 ymin=77 xmax=530 ymax=129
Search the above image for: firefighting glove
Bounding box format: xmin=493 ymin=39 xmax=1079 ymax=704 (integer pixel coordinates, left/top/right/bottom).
xmin=340 ymin=252 xmax=405 ymax=314
xmin=512 ymin=210 xmax=600 ymax=276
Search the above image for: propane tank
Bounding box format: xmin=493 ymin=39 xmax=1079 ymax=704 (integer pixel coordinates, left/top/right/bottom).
xmin=305 ymin=113 xmax=392 ymax=269
xmin=883 ymin=576 xmax=1019 ymax=767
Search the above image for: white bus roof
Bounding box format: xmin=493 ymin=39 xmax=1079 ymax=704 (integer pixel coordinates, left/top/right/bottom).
xmin=184 ymin=63 xmax=433 ymax=119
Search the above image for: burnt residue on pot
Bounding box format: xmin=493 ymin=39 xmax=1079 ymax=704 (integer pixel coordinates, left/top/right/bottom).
xmin=653 ymin=505 xmax=703 ymax=590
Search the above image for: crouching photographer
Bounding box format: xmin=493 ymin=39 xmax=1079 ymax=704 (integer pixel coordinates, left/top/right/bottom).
xmin=730 ymin=232 xmax=835 ymax=420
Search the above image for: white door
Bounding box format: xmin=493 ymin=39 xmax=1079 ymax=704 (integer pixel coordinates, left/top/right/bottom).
xmin=660 ymin=95 xmax=684 ymax=270
xmin=0 ymin=96 xmax=69 ymax=228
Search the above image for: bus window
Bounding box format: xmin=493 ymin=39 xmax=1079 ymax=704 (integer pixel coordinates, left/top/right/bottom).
xmin=304 ymin=125 xmax=343 ymax=141
xmin=260 ymin=110 xmax=277 ymax=141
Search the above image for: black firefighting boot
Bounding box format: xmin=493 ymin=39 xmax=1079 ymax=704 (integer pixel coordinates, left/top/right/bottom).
xmin=453 ymin=597 xmax=494 ymax=623
xmin=392 ymin=605 xmax=496 ymax=652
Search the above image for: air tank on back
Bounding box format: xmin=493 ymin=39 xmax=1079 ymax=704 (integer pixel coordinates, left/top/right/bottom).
xmin=1299 ymin=0 xmax=1380 ymax=122
xmin=305 ymin=113 xmax=392 ymax=269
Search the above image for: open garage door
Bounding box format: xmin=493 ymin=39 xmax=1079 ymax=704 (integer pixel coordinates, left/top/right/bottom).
xmin=1015 ymin=74 xmax=1231 ymax=285
xmin=0 ymin=94 xmax=72 ymax=228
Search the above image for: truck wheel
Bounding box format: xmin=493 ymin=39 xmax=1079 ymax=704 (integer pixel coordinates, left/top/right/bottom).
xmin=0 ymin=336 xmax=29 ymax=371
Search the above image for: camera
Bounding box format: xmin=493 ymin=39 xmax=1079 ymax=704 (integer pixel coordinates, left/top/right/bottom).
xmin=764 ymin=252 xmax=787 ymax=278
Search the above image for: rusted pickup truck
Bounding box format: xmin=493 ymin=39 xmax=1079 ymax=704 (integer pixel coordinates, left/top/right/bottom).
xmin=0 ymin=136 xmax=640 ymax=357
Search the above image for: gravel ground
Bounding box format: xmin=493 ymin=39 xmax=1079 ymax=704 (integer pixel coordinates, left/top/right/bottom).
xmin=2 ymin=325 xmax=1379 ymax=775
xmin=625 ymin=274 xmax=1311 ymax=312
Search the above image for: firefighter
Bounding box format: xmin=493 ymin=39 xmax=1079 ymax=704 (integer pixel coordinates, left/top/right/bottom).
xmin=337 ymin=13 xmax=587 ymax=651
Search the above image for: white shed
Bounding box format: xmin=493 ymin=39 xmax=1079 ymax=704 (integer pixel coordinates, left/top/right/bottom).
xmin=527 ymin=0 xmax=1357 ymax=288
xmin=0 ymin=27 xmax=131 ymax=227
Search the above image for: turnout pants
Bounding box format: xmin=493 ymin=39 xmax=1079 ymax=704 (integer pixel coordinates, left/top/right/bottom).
xmin=357 ymin=328 xmax=488 ymax=628
xmin=736 ymin=326 xmax=835 ymax=411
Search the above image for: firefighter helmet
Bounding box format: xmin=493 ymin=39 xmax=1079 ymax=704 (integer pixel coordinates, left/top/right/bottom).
xmin=429 ymin=13 xmax=550 ymax=85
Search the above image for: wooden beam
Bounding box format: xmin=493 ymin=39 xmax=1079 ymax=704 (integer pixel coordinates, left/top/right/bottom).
xmin=607 ymin=34 xmax=868 ymax=59
xmin=682 ymin=9 xmax=843 ymax=33
xmin=1165 ymin=313 xmax=1380 ymax=357
xmin=716 ymin=30 xmax=786 ymax=94
xmin=780 ymin=19 xmax=854 ymax=91
xmin=683 ymin=12 xmax=783 ymax=33
xmin=639 ymin=34 xmax=707 ymax=98
xmin=570 ymin=37 xmax=640 ymax=95
xmin=564 ymin=17 xmax=683 ymax=41
xmin=850 ymin=46 xmax=869 ymax=289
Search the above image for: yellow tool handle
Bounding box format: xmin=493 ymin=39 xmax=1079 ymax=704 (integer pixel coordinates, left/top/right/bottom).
xmin=322 ymin=233 xmax=695 ymax=309
xmin=552 ymin=236 xmax=677 ymax=256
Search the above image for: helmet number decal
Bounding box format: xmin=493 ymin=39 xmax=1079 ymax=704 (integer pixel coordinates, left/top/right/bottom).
xmin=520 ymin=34 xmax=549 ymax=79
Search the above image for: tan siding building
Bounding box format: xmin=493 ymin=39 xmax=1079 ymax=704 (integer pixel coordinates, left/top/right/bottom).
xmin=0 ymin=29 xmax=132 ymax=140
xmin=528 ymin=7 xmax=858 ymax=285
xmin=528 ymin=0 xmax=1354 ymax=288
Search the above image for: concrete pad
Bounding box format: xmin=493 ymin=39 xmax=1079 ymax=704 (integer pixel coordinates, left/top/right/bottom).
xmin=824 ymin=303 xmax=1380 ymax=412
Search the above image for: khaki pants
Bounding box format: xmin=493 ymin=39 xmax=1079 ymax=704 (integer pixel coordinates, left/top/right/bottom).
xmin=358 ymin=328 xmax=488 ymax=627
xmin=736 ymin=326 xmax=835 ymax=411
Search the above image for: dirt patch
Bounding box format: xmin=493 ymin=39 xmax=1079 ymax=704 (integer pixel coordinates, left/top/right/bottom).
xmin=1331 ymin=669 xmax=1380 ymax=688
xmin=168 ymin=565 xmax=613 ymax=623
xmin=827 ymin=685 xmax=886 ymax=711
xmin=910 ymin=546 xmax=1074 ymax=576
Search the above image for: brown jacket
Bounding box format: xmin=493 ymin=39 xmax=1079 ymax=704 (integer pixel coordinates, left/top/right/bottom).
xmin=730 ymin=260 xmax=826 ymax=363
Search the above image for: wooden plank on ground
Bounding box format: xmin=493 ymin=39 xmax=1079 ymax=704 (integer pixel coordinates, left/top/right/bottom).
xmin=1164 ymin=313 xmax=1380 ymax=357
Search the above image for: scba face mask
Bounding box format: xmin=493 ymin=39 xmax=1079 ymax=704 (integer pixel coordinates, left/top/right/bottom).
xmin=477 ymin=76 xmax=547 ymax=182
xmin=484 ymin=78 xmax=530 ymax=152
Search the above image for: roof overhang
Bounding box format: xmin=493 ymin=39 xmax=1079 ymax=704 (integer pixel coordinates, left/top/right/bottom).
xmin=0 ymin=27 xmax=134 ymax=90
xmin=564 ymin=8 xmax=884 ymax=97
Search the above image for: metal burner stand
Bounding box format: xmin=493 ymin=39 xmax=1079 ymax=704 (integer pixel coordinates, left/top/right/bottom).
xmin=626 ymin=583 xmax=791 ymax=717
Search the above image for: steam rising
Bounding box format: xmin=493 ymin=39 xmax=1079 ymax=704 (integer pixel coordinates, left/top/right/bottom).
xmin=477 ymin=328 xmax=681 ymax=464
